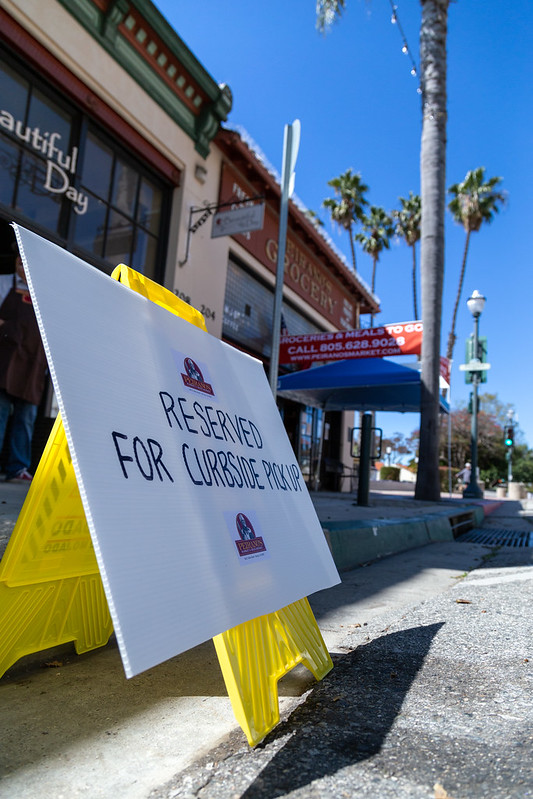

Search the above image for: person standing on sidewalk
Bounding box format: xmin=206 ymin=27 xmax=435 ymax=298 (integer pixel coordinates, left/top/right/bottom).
xmin=456 ymin=462 xmax=471 ymax=491
xmin=0 ymin=248 xmax=47 ymax=483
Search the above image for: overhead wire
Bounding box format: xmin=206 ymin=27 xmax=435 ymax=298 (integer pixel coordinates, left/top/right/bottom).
xmin=388 ymin=0 xmax=421 ymax=91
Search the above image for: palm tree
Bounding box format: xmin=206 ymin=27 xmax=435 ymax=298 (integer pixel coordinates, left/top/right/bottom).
xmin=316 ymin=0 xmax=450 ymax=500
xmin=446 ymin=167 xmax=505 ymax=363
xmin=415 ymin=0 xmax=449 ymax=501
xmin=356 ymin=206 xmax=394 ymax=325
xmin=323 ymin=168 xmax=368 ymax=273
xmin=394 ymin=192 xmax=421 ymax=320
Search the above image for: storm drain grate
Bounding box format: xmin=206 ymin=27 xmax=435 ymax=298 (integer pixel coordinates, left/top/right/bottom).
xmin=458 ymin=528 xmax=532 ymax=547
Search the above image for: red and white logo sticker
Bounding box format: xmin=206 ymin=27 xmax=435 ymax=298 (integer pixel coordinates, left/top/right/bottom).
xmin=224 ymin=510 xmax=269 ymax=564
xmin=173 ymin=352 xmax=215 ymax=397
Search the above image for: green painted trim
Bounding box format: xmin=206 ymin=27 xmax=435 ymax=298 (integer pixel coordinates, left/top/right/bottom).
xmin=55 ymin=0 xmax=232 ymax=156
xmin=130 ymin=0 xmax=225 ymax=98
xmin=323 ymin=519 xmax=431 ymax=571
xmin=322 ymin=512 xmax=455 ymax=572
xmin=114 ymin=36 xmax=197 ymax=139
xmin=57 ymin=0 xmax=102 ymax=30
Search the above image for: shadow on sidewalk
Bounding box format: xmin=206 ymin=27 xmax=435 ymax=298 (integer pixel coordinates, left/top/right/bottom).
xmin=308 ymin=541 xmax=485 ymax=631
xmin=241 ymin=622 xmax=444 ymax=798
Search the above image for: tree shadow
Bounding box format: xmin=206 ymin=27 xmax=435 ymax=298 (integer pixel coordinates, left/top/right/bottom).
xmin=241 ymin=622 xmax=444 ymax=798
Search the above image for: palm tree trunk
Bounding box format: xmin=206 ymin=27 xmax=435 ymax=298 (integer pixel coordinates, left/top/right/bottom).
xmin=411 ymin=244 xmax=419 ymax=320
xmin=348 ymin=221 xmax=358 ymax=273
xmin=415 ymin=0 xmax=449 ymax=502
xmin=370 ymin=255 xmax=377 ymax=325
xmin=446 ymin=228 xmax=471 ymax=362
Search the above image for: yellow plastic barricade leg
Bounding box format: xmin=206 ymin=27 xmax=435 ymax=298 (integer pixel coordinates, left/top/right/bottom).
xmin=0 ymin=414 xmax=112 ymax=677
xmin=214 ymin=597 xmax=333 ymax=747
xmin=110 ymin=264 xmax=208 ymax=331
xmin=0 ymin=264 xmax=333 ymax=748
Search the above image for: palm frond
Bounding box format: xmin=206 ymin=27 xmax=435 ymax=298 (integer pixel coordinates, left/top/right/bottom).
xmin=316 ymin=0 xmax=346 ymax=34
xmin=448 ymin=168 xmax=506 ymax=233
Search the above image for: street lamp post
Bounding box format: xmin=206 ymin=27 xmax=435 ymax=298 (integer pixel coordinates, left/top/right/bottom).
xmin=505 ymin=409 xmax=515 ymax=485
xmin=463 ymin=290 xmax=486 ymax=499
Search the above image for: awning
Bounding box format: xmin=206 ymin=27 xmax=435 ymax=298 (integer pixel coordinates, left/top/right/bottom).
xmin=277 ymin=358 xmax=449 ymax=414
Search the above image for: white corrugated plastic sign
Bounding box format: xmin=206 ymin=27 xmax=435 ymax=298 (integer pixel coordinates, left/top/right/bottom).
xmin=13 ymin=224 xmax=340 ymax=678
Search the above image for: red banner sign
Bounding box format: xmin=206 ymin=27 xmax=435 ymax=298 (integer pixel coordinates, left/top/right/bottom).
xmin=279 ymin=322 xmax=423 ymax=365
xmin=440 ymin=356 xmax=451 ymax=385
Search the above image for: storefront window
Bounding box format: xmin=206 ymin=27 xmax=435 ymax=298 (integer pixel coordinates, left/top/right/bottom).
xmin=132 ymin=227 xmax=158 ymax=273
xmin=17 ymin=150 xmax=63 ymax=229
xmin=27 ymin=88 xmax=72 ymax=152
xmin=112 ymin=158 xmax=137 ymax=217
xmin=0 ymin=137 xmax=18 ymax=207
xmin=73 ymin=130 xmax=163 ymax=275
xmin=138 ymin=177 xmax=162 ymax=234
xmin=299 ymin=406 xmax=323 ymax=485
xmin=1 ymin=61 xmax=28 ymax=121
xmin=0 ymin=52 xmax=169 ymax=281
xmin=80 ymin=131 xmax=113 ymax=199
xmin=71 ymin=191 xmax=107 ymax=257
xmin=106 ymin=209 xmax=134 ymax=265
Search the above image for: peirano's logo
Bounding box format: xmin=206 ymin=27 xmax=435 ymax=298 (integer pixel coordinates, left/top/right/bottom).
xmin=180 ymin=357 xmax=214 ymax=396
xmin=236 ymin=512 xmax=256 ymax=540
xmin=235 ymin=512 xmax=266 ymax=557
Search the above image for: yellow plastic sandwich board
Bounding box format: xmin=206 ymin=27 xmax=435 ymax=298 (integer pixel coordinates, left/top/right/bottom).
xmin=0 ymin=267 xmax=207 ymax=678
xmin=0 ymin=255 xmax=333 ymax=746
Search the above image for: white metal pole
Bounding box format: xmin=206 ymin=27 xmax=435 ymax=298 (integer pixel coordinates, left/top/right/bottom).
xmin=268 ymin=120 xmax=300 ymax=397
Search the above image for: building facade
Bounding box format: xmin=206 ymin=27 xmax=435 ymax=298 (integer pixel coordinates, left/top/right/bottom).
xmin=212 ymin=129 xmax=379 ymax=488
xmin=0 ymin=0 xmax=379 ymax=487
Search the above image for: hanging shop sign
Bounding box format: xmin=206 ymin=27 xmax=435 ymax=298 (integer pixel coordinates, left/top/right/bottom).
xmin=217 ymin=164 xmax=357 ymax=330
xmin=279 ymin=321 xmax=423 ymax=365
xmin=14 ymin=223 xmax=339 ymax=679
xmin=179 ymin=197 xmax=265 ymax=266
xmin=211 ymin=202 xmax=265 ymax=238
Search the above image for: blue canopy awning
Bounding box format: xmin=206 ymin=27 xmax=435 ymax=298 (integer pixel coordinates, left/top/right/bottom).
xmin=277 ymin=358 xmax=449 ymax=414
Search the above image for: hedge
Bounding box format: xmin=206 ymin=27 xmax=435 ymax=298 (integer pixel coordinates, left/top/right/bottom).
xmin=380 ymin=466 xmax=400 ymax=481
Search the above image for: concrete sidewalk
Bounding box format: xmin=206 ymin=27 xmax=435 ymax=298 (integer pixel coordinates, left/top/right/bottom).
xmin=0 ymin=483 xmax=532 ymax=798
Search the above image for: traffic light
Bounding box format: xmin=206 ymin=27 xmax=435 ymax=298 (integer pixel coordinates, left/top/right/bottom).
xmin=504 ymin=426 xmax=514 ymax=447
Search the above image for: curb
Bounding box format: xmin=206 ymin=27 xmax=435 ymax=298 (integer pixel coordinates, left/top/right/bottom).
xmin=322 ymin=504 xmax=488 ymax=571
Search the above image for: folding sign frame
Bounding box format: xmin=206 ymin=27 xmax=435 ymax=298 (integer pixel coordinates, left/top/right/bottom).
xmin=0 ymin=265 xmax=332 ymax=746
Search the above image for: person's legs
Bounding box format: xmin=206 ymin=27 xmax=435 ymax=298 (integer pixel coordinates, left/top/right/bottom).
xmin=0 ymin=389 xmax=12 ymax=456
xmin=5 ymin=397 xmax=37 ymax=479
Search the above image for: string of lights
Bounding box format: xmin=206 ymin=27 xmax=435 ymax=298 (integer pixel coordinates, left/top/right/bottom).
xmin=388 ymin=0 xmax=420 ymax=90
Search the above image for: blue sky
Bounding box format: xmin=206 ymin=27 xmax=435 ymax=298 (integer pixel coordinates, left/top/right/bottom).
xmin=153 ymin=0 xmax=533 ymax=451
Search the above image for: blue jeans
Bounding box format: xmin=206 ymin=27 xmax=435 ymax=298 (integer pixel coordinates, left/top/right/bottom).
xmin=0 ymin=389 xmax=38 ymax=478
